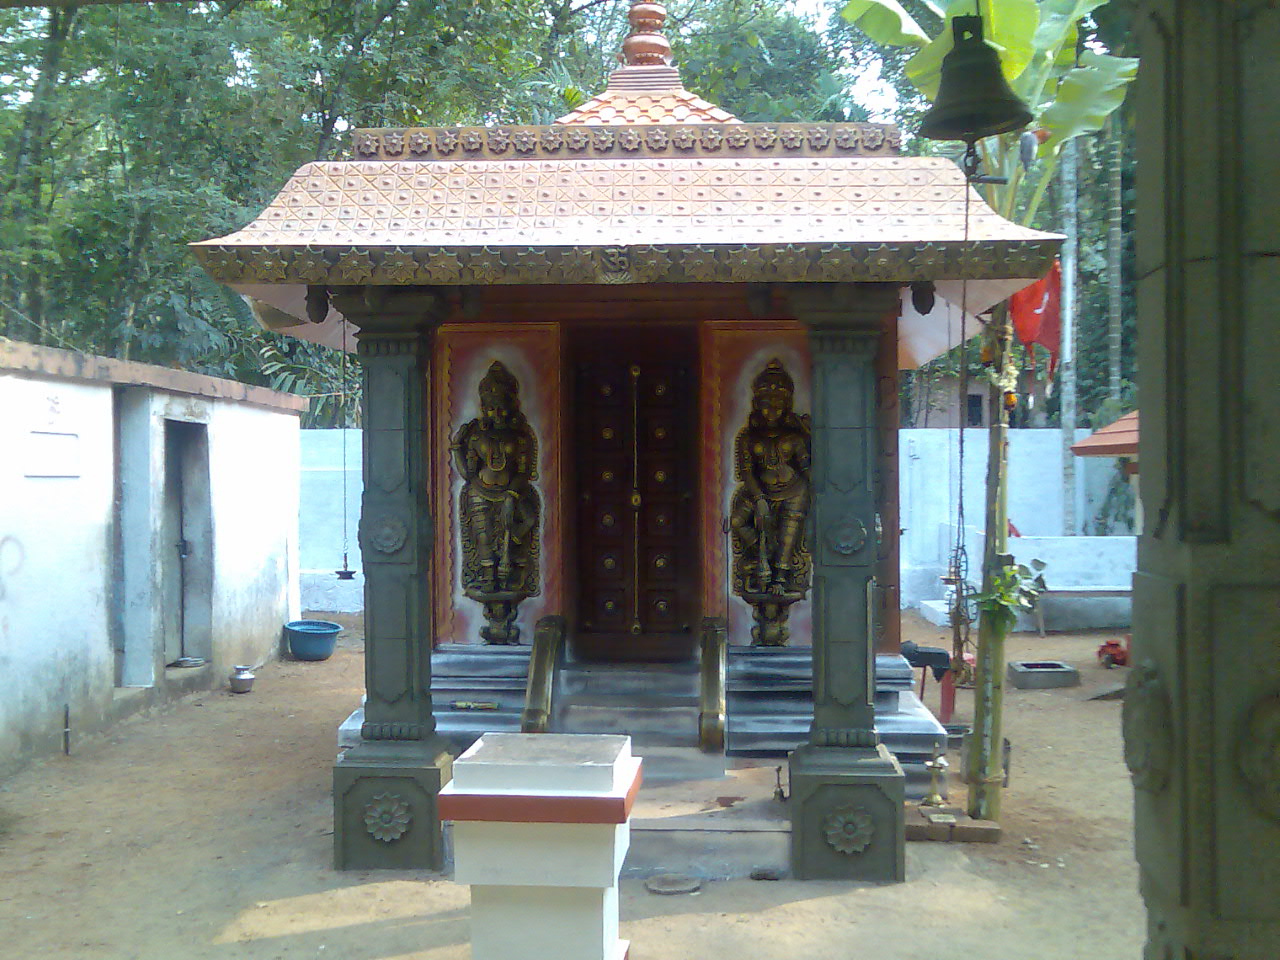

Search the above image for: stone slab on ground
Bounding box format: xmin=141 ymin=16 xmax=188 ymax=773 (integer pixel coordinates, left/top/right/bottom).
xmin=904 ymin=806 xmax=1002 ymax=843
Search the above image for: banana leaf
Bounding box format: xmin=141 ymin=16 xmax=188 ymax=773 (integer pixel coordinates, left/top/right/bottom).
xmin=840 ymin=0 xmax=931 ymax=48
xmin=1037 ymin=51 xmax=1139 ymax=156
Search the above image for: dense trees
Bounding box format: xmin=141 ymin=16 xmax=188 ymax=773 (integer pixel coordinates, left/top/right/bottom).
xmin=0 ymin=0 xmax=1132 ymax=430
xmin=0 ymin=1 xmax=870 ymax=422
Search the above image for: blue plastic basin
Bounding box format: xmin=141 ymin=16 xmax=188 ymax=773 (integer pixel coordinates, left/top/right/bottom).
xmin=285 ymin=619 xmax=340 ymax=661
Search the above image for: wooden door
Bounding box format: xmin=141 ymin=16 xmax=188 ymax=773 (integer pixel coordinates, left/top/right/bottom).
xmin=571 ymin=328 xmax=699 ymax=661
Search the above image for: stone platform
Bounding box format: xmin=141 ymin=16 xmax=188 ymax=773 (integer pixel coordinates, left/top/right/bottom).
xmin=725 ymin=650 xmax=947 ymax=798
xmin=340 ymin=648 xmax=947 ymax=801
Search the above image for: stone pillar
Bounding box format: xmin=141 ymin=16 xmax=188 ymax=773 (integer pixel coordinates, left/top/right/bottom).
xmin=787 ymin=283 xmax=905 ymax=882
xmin=331 ymin=286 xmax=454 ymax=871
xmin=1129 ymin=4 xmax=1280 ymax=956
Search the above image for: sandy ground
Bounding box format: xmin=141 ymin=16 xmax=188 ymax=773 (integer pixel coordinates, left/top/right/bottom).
xmin=0 ymin=612 xmax=1145 ymax=960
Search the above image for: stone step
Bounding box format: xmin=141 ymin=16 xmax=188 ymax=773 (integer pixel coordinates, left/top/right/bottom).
xmin=726 ymin=649 xmax=915 ymax=690
xmin=727 ymin=688 xmax=903 ymax=713
xmin=558 ymin=662 xmax=699 ymax=700
xmin=433 ymin=676 xmax=528 ymax=695
xmin=433 ymin=643 xmax=531 ymax=678
xmin=558 ymin=703 xmax=701 ymax=747
xmin=723 ymin=649 xmax=946 ymax=801
xmin=435 ymin=708 xmax=524 ymax=752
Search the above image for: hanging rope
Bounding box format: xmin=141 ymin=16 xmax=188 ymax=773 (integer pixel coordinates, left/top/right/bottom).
xmin=337 ymin=320 xmax=355 ymax=580
xmin=948 ymin=143 xmax=980 ymax=671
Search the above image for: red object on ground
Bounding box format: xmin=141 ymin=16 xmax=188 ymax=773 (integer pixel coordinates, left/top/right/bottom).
xmin=937 ymin=652 xmax=976 ymax=724
xmin=939 ymin=670 xmax=957 ymax=723
xmin=1097 ymin=635 xmax=1131 ymax=668
xmin=1010 ymin=259 xmax=1062 ymax=377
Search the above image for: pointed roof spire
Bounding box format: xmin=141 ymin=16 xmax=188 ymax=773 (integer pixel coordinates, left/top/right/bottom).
xmin=621 ymin=2 xmax=672 ymax=66
xmin=555 ymin=0 xmax=739 ymax=125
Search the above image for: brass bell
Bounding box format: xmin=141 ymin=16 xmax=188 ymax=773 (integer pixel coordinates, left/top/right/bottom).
xmin=919 ymin=16 xmax=1033 ymax=144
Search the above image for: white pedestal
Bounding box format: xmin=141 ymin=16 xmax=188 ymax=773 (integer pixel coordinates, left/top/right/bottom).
xmin=440 ymin=733 xmax=642 ymax=960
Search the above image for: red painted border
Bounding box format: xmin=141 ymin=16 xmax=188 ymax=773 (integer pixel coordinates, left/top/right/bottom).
xmin=440 ymin=764 xmax=643 ymax=825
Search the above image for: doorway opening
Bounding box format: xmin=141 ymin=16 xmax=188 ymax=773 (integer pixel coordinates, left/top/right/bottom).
xmin=161 ymin=420 xmax=213 ymax=666
xmin=568 ymin=325 xmax=700 ymax=662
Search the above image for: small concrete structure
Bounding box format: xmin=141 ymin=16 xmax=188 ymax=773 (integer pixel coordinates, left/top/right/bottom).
xmin=440 ymin=734 xmax=642 ymax=960
xmin=1007 ymin=660 xmax=1081 ymax=690
xmin=0 ymin=341 xmax=304 ymax=777
xmin=898 ymin=427 xmax=1127 ymax=610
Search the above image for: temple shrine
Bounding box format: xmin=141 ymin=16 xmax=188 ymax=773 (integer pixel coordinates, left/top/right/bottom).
xmin=194 ymin=2 xmax=1059 ymax=881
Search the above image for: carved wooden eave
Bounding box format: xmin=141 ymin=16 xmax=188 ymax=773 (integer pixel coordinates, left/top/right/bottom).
xmin=192 ymin=122 xmax=1061 ymax=368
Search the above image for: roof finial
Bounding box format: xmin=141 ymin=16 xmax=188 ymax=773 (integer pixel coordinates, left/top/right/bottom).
xmin=621 ymin=2 xmax=672 ymax=66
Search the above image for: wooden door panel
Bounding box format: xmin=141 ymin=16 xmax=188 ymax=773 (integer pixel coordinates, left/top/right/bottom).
xmin=572 ymin=328 xmax=698 ymax=661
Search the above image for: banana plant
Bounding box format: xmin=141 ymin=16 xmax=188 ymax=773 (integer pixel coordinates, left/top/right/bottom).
xmin=841 ymin=0 xmax=1137 ymax=226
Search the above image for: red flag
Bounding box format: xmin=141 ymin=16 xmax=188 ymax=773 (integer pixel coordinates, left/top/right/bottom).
xmin=1009 ymin=259 xmax=1062 ymax=377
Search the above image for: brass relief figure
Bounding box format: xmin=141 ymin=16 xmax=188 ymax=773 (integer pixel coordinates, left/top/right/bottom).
xmin=730 ymin=358 xmax=812 ymax=645
xmin=453 ymin=361 xmax=541 ymax=644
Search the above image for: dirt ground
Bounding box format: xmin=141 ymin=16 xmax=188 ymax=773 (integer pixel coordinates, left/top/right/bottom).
xmin=0 ymin=612 xmax=1145 ymax=960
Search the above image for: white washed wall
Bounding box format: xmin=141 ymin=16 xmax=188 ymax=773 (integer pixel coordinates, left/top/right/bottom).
xmin=899 ymin=428 xmax=1129 ymax=606
xmin=0 ymin=376 xmax=116 ymax=772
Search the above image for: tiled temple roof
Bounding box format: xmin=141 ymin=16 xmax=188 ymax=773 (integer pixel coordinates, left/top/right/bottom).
xmin=193 ymin=154 xmax=1052 ymax=258
xmin=190 ymin=1 xmax=1062 ymax=366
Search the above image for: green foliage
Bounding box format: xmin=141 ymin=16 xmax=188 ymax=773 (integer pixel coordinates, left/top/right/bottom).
xmin=969 ymin=557 xmax=1046 ymax=633
xmin=841 ymin=0 xmax=1137 ymax=222
xmin=259 ymin=337 xmax=362 ymax=429
xmin=846 ymin=0 xmax=1139 ymax=430
xmin=840 ymin=0 xmax=931 ymax=49
xmin=0 ymin=1 xmax=882 ymax=387
xmin=1036 ymin=49 xmax=1138 ymax=158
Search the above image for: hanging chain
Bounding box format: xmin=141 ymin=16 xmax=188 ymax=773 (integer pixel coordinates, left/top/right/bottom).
xmin=339 ymin=320 xmax=352 ymax=574
xmin=949 ymin=152 xmax=977 ymax=667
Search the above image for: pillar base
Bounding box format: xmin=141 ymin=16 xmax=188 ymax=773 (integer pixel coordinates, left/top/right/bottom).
xmin=788 ymin=741 xmax=905 ymax=882
xmin=334 ymin=737 xmax=453 ymax=871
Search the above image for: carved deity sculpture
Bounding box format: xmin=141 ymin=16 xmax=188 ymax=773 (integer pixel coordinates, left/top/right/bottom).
xmin=729 ymin=358 xmax=812 ymax=645
xmin=453 ymin=361 xmax=541 ymax=644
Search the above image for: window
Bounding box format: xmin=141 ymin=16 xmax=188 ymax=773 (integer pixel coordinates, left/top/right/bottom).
xmin=966 ymin=393 xmax=984 ymax=427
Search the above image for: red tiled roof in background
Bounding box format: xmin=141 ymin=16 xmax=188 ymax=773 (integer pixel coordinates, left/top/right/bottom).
xmin=1071 ymin=411 xmax=1139 ymax=458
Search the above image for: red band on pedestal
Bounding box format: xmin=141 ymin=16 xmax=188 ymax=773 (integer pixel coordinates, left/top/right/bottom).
xmin=440 ymin=763 xmax=643 ymax=824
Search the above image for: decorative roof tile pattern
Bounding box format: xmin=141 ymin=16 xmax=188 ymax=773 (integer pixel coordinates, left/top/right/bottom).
xmin=555 ymin=1 xmax=740 ymax=125
xmin=194 ymin=156 xmax=1052 ymax=255
xmin=556 ymin=83 xmax=740 ymax=125
xmin=350 ymin=122 xmax=898 ymax=161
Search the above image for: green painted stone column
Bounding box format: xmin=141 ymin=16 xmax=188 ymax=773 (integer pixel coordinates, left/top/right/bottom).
xmin=1130 ymin=4 xmax=1280 ymax=956
xmin=330 ymin=286 xmax=454 ymax=871
xmin=788 ymin=282 xmax=905 ymax=882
